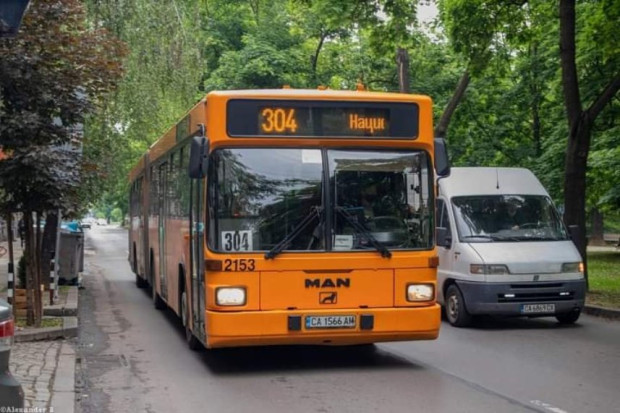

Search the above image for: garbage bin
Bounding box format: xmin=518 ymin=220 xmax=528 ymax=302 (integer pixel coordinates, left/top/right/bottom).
xmin=58 ymin=231 xmax=84 ymax=285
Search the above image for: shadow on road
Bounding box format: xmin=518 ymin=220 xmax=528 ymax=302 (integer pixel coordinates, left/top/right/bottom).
xmin=442 ymin=315 xmax=583 ymax=331
xmin=142 ymin=289 xmax=421 ymax=376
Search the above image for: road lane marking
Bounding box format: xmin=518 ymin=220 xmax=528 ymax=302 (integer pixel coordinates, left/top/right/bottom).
xmin=530 ymin=400 xmax=570 ymax=413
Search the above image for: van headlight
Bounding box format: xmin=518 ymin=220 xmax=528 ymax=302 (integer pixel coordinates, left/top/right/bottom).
xmin=407 ymin=284 xmax=434 ymax=302
xmin=561 ymin=262 xmax=583 ymax=273
xmin=470 ymin=264 xmax=510 ymax=275
xmin=216 ymin=287 xmax=246 ymax=306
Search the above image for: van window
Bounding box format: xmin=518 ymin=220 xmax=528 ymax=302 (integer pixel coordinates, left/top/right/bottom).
xmin=437 ymin=199 xmax=451 ymax=234
xmin=451 ymin=195 xmax=568 ymax=242
xmin=436 ymin=199 xmax=452 ymax=247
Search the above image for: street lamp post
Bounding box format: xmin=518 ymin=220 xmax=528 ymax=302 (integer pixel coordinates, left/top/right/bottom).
xmin=0 ymin=0 xmax=31 ymax=38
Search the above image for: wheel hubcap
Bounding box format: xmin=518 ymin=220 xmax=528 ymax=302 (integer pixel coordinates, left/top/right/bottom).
xmin=447 ymin=294 xmax=458 ymax=321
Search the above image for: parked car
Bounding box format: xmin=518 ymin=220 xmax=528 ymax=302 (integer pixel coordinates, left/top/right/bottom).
xmin=97 ymin=219 xmax=107 ymax=226
xmin=0 ymin=299 xmax=24 ymax=409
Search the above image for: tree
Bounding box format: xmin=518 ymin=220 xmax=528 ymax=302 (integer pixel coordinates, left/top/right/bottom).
xmin=0 ymin=0 xmax=125 ymax=326
xmin=559 ymin=0 xmax=620 ymax=271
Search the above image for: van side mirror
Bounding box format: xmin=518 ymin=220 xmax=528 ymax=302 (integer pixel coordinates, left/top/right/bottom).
xmin=189 ymin=125 xmax=208 ymax=179
xmin=436 ymin=227 xmax=451 ymax=249
xmin=434 ymin=137 xmax=451 ymax=177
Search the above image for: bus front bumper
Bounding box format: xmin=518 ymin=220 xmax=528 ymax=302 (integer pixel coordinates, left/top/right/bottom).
xmin=205 ymin=305 xmax=440 ymax=348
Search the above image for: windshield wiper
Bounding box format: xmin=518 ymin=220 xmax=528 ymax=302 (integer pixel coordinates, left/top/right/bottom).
xmin=265 ymin=206 xmax=322 ymax=259
xmin=335 ymin=207 xmax=392 ymax=258
xmin=461 ymin=235 xmax=493 ymax=240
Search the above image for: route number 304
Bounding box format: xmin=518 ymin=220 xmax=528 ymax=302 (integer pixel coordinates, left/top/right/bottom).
xmin=220 ymin=230 xmax=253 ymax=252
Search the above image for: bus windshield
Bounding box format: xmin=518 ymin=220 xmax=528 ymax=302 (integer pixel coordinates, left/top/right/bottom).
xmin=209 ymin=148 xmax=433 ymax=253
xmin=451 ymin=195 xmax=569 ymax=242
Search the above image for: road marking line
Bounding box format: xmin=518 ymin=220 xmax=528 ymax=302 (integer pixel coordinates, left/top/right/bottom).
xmin=530 ymin=400 xmax=570 ymax=413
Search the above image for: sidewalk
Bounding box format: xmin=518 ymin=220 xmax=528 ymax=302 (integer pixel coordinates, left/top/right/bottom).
xmin=1 ymin=238 xmax=78 ymax=413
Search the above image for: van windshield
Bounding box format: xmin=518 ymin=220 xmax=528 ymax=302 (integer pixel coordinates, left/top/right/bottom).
xmin=451 ymin=195 xmax=569 ymax=242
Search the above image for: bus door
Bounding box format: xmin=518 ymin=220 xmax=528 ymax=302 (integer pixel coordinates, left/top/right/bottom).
xmin=189 ymin=178 xmax=205 ymax=341
xmin=158 ymin=162 xmax=167 ymax=300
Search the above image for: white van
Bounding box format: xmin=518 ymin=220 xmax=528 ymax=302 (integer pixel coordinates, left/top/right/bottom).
xmin=435 ymin=167 xmax=586 ymax=327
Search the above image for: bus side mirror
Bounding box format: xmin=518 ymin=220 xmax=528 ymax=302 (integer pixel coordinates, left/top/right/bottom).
xmin=436 ymin=227 xmax=451 ymax=249
xmin=434 ymin=137 xmax=451 ymax=177
xmin=189 ymin=125 xmax=208 ymax=179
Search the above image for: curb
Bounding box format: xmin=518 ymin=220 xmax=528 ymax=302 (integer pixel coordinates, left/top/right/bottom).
xmin=584 ymin=305 xmax=620 ymax=320
xmin=15 ymin=316 xmax=78 ymax=342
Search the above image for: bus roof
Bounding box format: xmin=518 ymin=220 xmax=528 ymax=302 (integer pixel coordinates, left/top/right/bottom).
xmin=129 ymin=88 xmax=433 ymax=183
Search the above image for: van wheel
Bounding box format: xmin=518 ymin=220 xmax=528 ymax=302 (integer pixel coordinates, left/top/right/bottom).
xmin=445 ymin=285 xmax=472 ymax=327
xmin=556 ymin=309 xmax=581 ymax=324
xmin=181 ymin=290 xmax=201 ymax=351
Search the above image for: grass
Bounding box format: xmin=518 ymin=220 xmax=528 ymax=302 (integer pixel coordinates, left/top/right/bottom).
xmin=16 ymin=317 xmax=63 ymax=329
xmin=587 ymin=250 xmax=620 ymax=309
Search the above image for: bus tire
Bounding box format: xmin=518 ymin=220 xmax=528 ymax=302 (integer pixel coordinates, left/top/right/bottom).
xmin=181 ymin=290 xmax=201 ymax=351
xmin=135 ymin=248 xmax=147 ymax=288
xmin=136 ymin=273 xmax=147 ymax=289
xmin=445 ymin=284 xmax=472 ymax=327
xmin=153 ymin=286 xmax=165 ymax=310
xmin=556 ymin=309 xmax=581 ymax=324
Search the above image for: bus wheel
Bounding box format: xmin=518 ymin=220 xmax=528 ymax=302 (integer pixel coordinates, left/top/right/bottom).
xmin=135 ymin=273 xmax=147 ymax=289
xmin=181 ymin=290 xmax=201 ymax=351
xmin=556 ymin=309 xmax=581 ymax=324
xmin=445 ymin=285 xmax=472 ymax=327
xmin=152 ymin=283 xmax=165 ymax=310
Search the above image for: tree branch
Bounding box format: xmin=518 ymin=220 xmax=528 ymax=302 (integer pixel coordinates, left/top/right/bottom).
xmin=434 ymin=70 xmax=469 ymax=138
xmin=586 ymin=74 xmax=620 ymax=121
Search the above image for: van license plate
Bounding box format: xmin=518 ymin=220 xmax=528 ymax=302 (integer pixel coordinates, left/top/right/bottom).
xmin=305 ymin=315 xmax=356 ymax=329
xmin=521 ymin=304 xmax=555 ymax=314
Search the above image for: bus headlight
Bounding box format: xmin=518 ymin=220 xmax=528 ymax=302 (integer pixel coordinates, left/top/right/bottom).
xmin=216 ymin=287 xmax=246 ymax=306
xmin=561 ymin=262 xmax=583 ymax=273
xmin=407 ymin=284 xmax=434 ymax=302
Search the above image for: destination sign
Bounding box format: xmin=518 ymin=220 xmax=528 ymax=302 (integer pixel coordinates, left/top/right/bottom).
xmin=227 ymin=100 xmax=419 ymax=138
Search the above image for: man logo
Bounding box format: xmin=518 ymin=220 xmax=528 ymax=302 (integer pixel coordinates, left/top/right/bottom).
xmin=320 ymin=292 xmax=337 ymax=304
xmin=533 ymin=275 xmax=540 ymax=281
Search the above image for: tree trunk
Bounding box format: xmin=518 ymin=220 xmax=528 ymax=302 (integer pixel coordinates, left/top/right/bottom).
xmin=434 ymin=70 xmax=470 ymax=138
xmin=396 ymin=48 xmax=410 ymax=93
xmin=35 ymin=212 xmax=43 ymax=323
xmin=562 ymin=117 xmax=590 ymax=281
xmin=589 ymin=207 xmax=604 ymax=246
xmin=41 ymin=210 xmax=58 ymax=284
xmin=23 ymin=212 xmax=36 ymax=326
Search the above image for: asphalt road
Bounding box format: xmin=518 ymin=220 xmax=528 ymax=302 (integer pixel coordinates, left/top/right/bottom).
xmin=76 ymin=226 xmax=620 ymax=413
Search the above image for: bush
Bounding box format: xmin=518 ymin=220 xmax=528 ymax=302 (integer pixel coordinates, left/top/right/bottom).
xmin=17 ymin=254 xmax=26 ymax=288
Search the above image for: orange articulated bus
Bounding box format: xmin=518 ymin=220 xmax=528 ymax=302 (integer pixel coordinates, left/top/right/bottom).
xmin=128 ymin=88 xmax=450 ymax=350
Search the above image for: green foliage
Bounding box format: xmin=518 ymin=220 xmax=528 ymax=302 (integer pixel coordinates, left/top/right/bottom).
xmin=74 ymin=0 xmax=618 ymax=228
xmin=0 ymin=0 xmax=125 ymax=215
xmin=110 ymin=207 xmax=123 ymax=223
